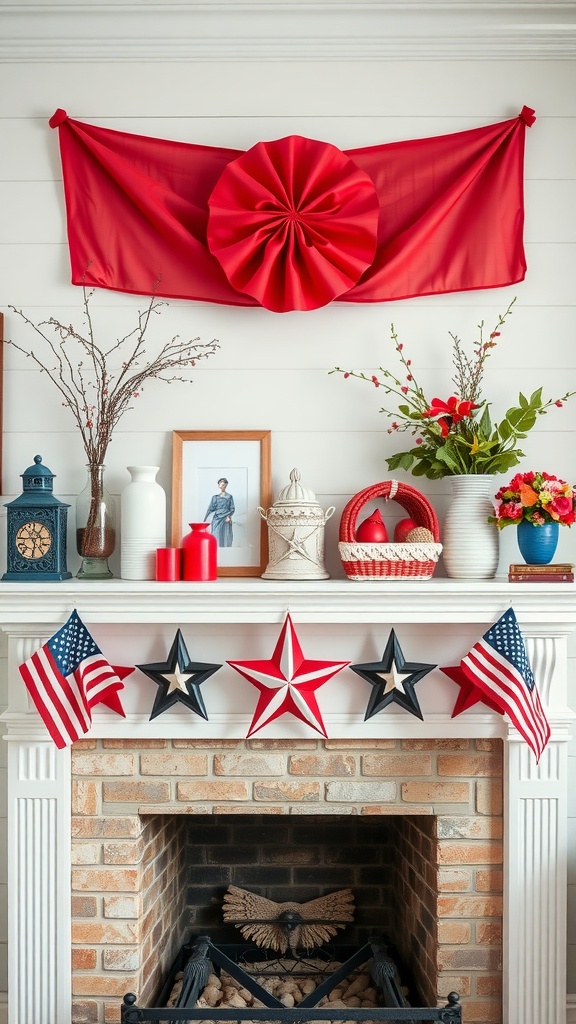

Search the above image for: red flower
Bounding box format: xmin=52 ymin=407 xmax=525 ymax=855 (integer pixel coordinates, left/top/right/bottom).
xmin=422 ymin=396 xmax=477 ymax=423
xmin=549 ymin=496 xmax=573 ymax=520
xmin=498 ymin=501 xmax=522 ymax=521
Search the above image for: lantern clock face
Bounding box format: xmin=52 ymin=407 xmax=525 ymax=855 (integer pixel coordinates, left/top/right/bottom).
xmin=14 ymin=521 xmax=53 ymax=560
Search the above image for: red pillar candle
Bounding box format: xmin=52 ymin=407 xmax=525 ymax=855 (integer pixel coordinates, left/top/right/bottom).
xmin=155 ymin=547 xmax=182 ymax=581
xmin=181 ymin=523 xmax=218 ymax=581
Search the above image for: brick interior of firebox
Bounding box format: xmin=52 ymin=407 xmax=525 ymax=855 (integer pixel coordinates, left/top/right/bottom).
xmin=182 ymin=814 xmax=434 ymax=1000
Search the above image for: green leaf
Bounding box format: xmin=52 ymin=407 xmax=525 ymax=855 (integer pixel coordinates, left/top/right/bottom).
xmin=505 ymin=407 xmax=525 ymax=428
xmin=477 ymin=405 xmax=492 ymax=437
xmin=386 ymin=451 xmax=416 ymax=472
xmin=516 ymin=410 xmax=537 ymax=431
xmin=435 ymin=446 xmax=461 ymax=472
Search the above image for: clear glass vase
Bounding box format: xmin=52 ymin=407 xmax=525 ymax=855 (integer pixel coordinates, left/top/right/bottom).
xmin=76 ymin=464 xmax=116 ymax=579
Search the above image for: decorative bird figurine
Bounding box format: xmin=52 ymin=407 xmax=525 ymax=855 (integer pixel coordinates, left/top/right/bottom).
xmin=222 ymin=885 xmax=355 ymax=953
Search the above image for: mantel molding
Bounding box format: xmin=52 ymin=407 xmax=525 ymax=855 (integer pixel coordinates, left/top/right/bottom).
xmin=1 ymin=577 xmax=576 ymax=626
xmin=1 ymin=2 xmax=576 ymax=62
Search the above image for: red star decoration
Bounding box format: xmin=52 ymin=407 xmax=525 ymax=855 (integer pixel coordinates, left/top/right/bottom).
xmin=93 ymin=664 xmax=134 ymax=717
xmin=441 ymin=665 xmax=503 ymax=718
xmin=227 ymin=613 xmax=349 ymax=738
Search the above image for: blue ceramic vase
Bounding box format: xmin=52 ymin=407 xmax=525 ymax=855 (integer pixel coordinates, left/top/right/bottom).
xmin=516 ymin=519 xmax=559 ymax=565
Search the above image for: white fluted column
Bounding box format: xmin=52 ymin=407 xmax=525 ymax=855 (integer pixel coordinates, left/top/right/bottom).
xmin=4 ymin=630 xmax=71 ymax=1024
xmin=503 ymin=630 xmax=571 ymax=1024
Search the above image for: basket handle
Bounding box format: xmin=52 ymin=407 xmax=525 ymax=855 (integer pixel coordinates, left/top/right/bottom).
xmin=338 ymin=480 xmax=440 ymax=543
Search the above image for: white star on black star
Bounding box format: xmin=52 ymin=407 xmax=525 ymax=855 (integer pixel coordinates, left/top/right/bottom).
xmin=137 ymin=629 xmax=222 ymax=721
xmin=350 ymin=629 xmax=436 ymax=721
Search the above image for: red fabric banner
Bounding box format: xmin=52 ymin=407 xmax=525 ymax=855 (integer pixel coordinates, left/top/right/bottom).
xmin=49 ymin=107 xmax=535 ymax=313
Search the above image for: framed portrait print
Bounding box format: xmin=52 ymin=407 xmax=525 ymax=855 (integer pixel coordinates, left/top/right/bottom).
xmin=171 ymin=430 xmax=271 ymax=577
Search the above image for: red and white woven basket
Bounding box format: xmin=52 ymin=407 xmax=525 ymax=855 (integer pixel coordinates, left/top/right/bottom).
xmin=338 ymin=479 xmax=442 ymax=580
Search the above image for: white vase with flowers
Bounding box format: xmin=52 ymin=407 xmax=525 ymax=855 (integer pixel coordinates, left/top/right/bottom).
xmin=332 ymin=298 xmax=576 ymax=578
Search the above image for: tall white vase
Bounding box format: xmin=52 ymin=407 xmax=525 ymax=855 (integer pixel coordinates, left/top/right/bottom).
xmin=442 ymin=474 xmax=499 ymax=579
xmin=120 ymin=466 xmax=166 ymax=580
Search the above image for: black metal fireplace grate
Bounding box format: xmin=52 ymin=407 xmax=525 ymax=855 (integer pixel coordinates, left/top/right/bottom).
xmin=120 ymin=934 xmax=462 ymax=1024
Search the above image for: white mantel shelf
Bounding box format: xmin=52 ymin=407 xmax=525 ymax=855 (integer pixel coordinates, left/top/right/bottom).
xmin=1 ymin=575 xmax=576 ymax=626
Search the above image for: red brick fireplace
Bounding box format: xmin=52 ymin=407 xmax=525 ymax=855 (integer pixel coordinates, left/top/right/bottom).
xmin=0 ymin=579 xmax=573 ymax=1024
xmin=69 ymin=736 xmax=504 ymax=1022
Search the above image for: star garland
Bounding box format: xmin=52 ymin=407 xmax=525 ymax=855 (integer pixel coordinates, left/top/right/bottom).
xmin=441 ymin=664 xmax=504 ymax=718
xmin=98 ymin=664 xmax=135 ymax=716
xmin=351 ymin=629 xmax=435 ymax=721
xmin=227 ymin=613 xmax=349 ymax=738
xmin=137 ymin=630 xmax=221 ymax=721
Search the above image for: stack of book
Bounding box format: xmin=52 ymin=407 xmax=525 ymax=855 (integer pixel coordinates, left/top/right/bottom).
xmin=508 ymin=562 xmax=574 ymax=583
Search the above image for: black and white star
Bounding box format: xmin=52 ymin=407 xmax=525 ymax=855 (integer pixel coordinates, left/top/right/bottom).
xmin=351 ymin=629 xmax=436 ymax=721
xmin=137 ymin=629 xmax=221 ymax=721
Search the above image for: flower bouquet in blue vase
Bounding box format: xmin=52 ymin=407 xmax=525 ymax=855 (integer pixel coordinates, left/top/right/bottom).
xmin=492 ymin=471 xmax=576 ymax=570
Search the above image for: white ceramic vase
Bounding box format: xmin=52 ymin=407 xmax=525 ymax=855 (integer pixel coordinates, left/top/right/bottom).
xmin=442 ymin=474 xmax=499 ymax=579
xmin=120 ymin=466 xmax=166 ymax=580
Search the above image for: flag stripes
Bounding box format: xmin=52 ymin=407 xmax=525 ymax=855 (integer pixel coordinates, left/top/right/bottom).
xmin=19 ymin=610 xmax=126 ymax=748
xmin=460 ymin=608 xmax=550 ymax=761
xmin=462 ymin=645 xmax=550 ymax=759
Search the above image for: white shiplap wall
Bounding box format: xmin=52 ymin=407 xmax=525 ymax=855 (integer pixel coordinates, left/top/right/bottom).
xmin=0 ymin=2 xmax=576 ymax=1012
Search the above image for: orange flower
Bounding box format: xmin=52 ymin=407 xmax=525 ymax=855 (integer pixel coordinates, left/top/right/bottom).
xmin=519 ymin=482 xmax=539 ymax=507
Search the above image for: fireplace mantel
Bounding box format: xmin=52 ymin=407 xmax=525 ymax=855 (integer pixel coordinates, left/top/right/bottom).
xmin=1 ymin=578 xmax=575 ymax=1024
xmin=0 ymin=575 xmax=575 ymax=625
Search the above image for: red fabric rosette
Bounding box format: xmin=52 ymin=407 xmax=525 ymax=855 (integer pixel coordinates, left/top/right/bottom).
xmin=206 ymin=135 xmax=380 ymax=312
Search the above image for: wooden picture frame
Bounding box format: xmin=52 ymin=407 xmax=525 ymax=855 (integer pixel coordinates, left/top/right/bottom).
xmin=171 ymin=430 xmax=271 ymax=577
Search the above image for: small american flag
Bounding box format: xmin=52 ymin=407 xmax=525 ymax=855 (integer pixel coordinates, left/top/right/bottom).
xmin=19 ymin=609 xmax=126 ymax=749
xmin=461 ymin=607 xmax=550 ymax=761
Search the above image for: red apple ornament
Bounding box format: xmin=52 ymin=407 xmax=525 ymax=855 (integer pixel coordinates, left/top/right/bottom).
xmin=394 ymin=517 xmax=419 ymax=542
xmin=356 ymin=509 xmax=388 ymax=542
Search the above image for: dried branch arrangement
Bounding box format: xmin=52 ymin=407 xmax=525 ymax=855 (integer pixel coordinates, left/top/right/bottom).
xmin=6 ymin=287 xmax=220 ymax=467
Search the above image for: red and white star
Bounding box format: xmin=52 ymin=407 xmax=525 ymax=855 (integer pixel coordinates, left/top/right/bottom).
xmin=227 ymin=613 xmax=349 ymax=738
xmin=441 ymin=664 xmax=503 ymax=718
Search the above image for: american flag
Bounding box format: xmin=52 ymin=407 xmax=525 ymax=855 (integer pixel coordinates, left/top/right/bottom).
xmin=461 ymin=607 xmax=550 ymax=761
xmin=19 ymin=609 xmax=126 ymax=749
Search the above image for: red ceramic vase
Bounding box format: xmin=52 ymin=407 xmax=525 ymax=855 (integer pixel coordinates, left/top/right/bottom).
xmin=355 ymin=509 xmax=388 ymax=542
xmin=181 ymin=523 xmax=218 ymax=581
